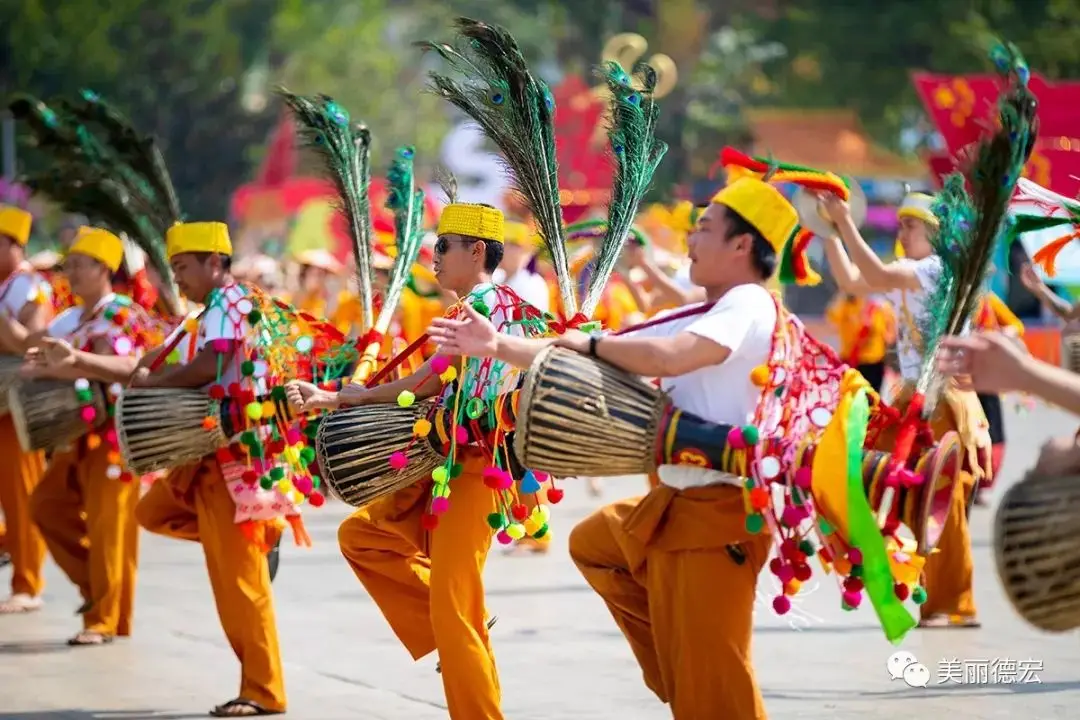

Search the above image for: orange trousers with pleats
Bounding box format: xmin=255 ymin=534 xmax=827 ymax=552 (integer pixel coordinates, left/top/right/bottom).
xmin=31 ymin=442 xmax=140 ymax=635
xmin=338 ymin=448 xmax=503 ymax=719
xmin=0 ymin=415 xmax=47 ymax=597
xmin=136 ymin=457 xmax=286 ymax=712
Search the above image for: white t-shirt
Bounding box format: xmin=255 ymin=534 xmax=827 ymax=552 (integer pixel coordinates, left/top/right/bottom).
xmin=164 ymin=284 xmax=258 ymax=390
xmin=626 ymin=283 xmax=777 ymax=489
xmin=492 ymin=267 xmax=550 ymax=313
xmin=0 ymin=270 xmax=51 ymax=318
xmin=884 ymin=256 xmax=942 ymax=382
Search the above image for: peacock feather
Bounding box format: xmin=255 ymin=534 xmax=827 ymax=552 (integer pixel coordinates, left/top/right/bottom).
xmin=915 ymin=37 xmax=1037 ymax=404
xmin=8 ymin=91 xmax=183 ymax=313
xmin=418 ymin=18 xmax=575 ymax=316
xmin=277 ymin=90 xmax=375 ymax=331
xmin=580 ymin=61 xmax=668 ymax=318
xmin=382 ymin=146 xmax=426 ymax=332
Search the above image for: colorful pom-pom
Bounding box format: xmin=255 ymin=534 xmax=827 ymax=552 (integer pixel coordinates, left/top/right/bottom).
xmin=294 ymin=476 xmax=313 ymax=495
xmin=506 ymin=523 xmax=526 ymax=540
xmin=546 ymin=487 xmax=564 ymax=504
xmin=421 ymin=513 xmax=439 ymax=531
xmin=749 ymin=365 xmax=770 ymax=387
xmin=894 ymin=582 xmax=910 ymax=601
xmin=80 ymin=406 xmax=97 ymax=423
xmin=413 ymin=418 xmax=432 ymax=437
xmin=519 ymin=471 xmax=542 ymax=494
xmin=912 ymin=585 xmax=928 ymax=605
xmin=454 ymin=425 xmax=469 ymax=444
xmin=741 ymin=424 xmax=760 ymax=445
xmin=486 ymin=512 xmax=505 ymax=530
xmin=431 ymin=355 xmax=451 ymax=374
xmin=431 ymin=496 xmax=450 ymax=515
xmin=440 ymin=366 xmax=458 ymax=383
xmin=388 ymin=451 xmax=409 ymax=470
xmin=496 ymin=530 xmax=512 ymax=545
xmin=245 ymin=402 xmax=262 ymax=421
xmin=309 ymin=491 xmax=325 ymax=507
xmin=397 ymin=390 xmax=416 ymax=408
xmin=727 ymin=426 xmax=746 ymax=450
xmin=432 ymin=466 xmax=449 ymax=484
xmin=745 ymin=513 xmax=765 ymax=533
xmin=842 ymin=590 xmax=863 ymax=609
xmin=772 ymin=595 xmax=791 ymax=615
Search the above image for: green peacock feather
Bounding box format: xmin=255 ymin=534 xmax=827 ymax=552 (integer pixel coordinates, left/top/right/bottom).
xmin=382 ymin=146 xmax=426 ymax=329
xmin=417 ymin=18 xmax=575 ymax=316
xmin=8 ymin=91 xmax=183 ymax=313
xmin=277 ymin=90 xmax=375 ymax=331
xmin=581 ymin=61 xmax=668 ymax=318
xmin=915 ymin=37 xmax=1037 ymax=405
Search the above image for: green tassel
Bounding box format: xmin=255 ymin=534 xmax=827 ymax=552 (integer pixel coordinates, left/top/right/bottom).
xmin=777 ymin=226 xmax=800 ymax=285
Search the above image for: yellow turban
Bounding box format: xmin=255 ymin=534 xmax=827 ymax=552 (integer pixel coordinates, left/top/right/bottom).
xmin=897 ymin=192 xmax=939 ymax=228
xmin=711 ymin=177 xmax=799 ymax=253
xmin=166 ymin=221 xmax=232 ymax=260
xmin=436 ymin=203 xmax=504 ymax=243
xmin=69 ymin=226 xmax=124 ymax=272
xmin=0 ymin=206 xmax=32 ymax=246
xmin=502 ymin=220 xmax=534 ymax=247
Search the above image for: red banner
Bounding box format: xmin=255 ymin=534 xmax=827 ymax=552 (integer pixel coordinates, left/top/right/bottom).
xmin=913 ymin=72 xmax=1080 ymax=196
xmin=552 ymin=75 xmax=614 ymax=222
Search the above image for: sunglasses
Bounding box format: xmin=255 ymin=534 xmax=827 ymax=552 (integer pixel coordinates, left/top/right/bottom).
xmin=434 ymin=237 xmax=476 ymax=255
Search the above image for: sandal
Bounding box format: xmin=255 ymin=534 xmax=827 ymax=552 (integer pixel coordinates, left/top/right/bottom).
xmin=68 ymin=631 xmax=113 ymax=646
xmin=0 ymin=551 xmax=10 ymax=569
xmin=919 ymin=613 xmax=981 ymax=629
xmin=0 ymin=593 xmax=43 ymax=614
xmin=436 ymin=615 xmax=498 ymax=673
xmin=209 ymin=698 xmax=283 ymax=717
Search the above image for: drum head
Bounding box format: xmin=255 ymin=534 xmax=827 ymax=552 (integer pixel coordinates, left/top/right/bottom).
xmin=911 ymin=431 xmax=961 ymax=554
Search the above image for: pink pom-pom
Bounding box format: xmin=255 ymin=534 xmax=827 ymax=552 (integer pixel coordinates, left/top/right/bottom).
xmin=772 ymin=595 xmax=791 ymax=615
xmin=431 ymin=496 xmax=450 ymax=515
xmin=293 ymin=476 xmax=313 ymax=495
xmin=726 ymin=426 xmax=746 ymax=450
xmin=775 ymin=563 xmax=795 ymax=584
xmin=431 ymin=355 xmax=451 ymax=374
xmin=533 ymin=471 xmax=550 ymax=483
xmin=847 ymin=548 xmax=863 ymax=565
xmin=455 ymin=425 xmax=469 ymax=444
xmin=495 ymin=471 xmax=514 ymax=491
xmin=781 ymin=505 xmax=802 ymax=528
xmin=80 ymin=406 xmax=97 ymax=423
xmin=794 ymin=466 xmax=813 ymax=489
xmin=211 ymin=338 xmax=232 ymax=354
xmin=388 ymin=451 xmax=409 ymax=470
xmin=842 ymin=590 xmax=863 ymax=608
xmin=285 ymin=429 xmax=302 ymax=445
xmin=496 ymin=530 xmax=513 ymax=545
xmin=104 ymin=427 xmax=118 ymax=444
xmin=482 ymin=467 xmax=502 ymax=488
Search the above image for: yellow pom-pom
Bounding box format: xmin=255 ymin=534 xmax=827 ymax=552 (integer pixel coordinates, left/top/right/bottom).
xmin=86 ymin=433 xmax=102 ymax=450
xmin=261 ymin=400 xmax=276 ymax=418
xmin=283 ymin=446 xmax=301 ymax=465
xmin=413 ymin=418 xmax=432 ymax=437
xmin=749 ymin=365 xmax=770 ymax=387
xmin=784 ymin=579 xmax=802 ymax=596
xmin=184 ymin=317 xmax=199 ymax=334
xmin=397 ymin=390 xmax=416 ymax=408
xmin=440 ymin=366 xmax=458 ymax=383
xmin=506 ymin=523 xmax=526 ymax=540
xmin=245 ymin=401 xmax=263 ymax=420
xmin=278 ymin=478 xmax=293 ymax=494
xmin=432 ymin=466 xmax=448 ymax=483
xmin=524 ymin=518 xmax=540 ymax=535
xmin=531 ymin=506 xmax=551 ymax=524
xmin=291 ymin=490 xmax=304 ymax=505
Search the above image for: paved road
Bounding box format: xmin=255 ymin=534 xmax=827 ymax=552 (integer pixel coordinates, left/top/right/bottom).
xmin=2 ymin=400 xmax=1078 ymax=719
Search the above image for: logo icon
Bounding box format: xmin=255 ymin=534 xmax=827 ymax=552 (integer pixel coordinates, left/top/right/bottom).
xmin=887 ymin=650 xmax=930 ymax=687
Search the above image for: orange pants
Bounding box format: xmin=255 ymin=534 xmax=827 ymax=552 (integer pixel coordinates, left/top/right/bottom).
xmin=30 ymin=443 xmax=140 ymax=635
xmin=339 ymin=449 xmax=502 ymax=719
xmin=570 ymin=483 xmax=771 ymax=720
xmin=0 ymin=415 xmax=47 ymax=597
xmin=136 ymin=458 xmax=286 ymax=712
xmin=876 ymin=385 xmax=979 ymax=620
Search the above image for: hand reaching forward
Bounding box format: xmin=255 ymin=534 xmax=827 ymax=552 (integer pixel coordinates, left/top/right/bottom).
xmin=285 ymin=380 xmax=341 ymax=413
xmin=936 ymin=332 xmax=1030 ymax=394
xmin=427 ymin=302 xmax=499 ymax=358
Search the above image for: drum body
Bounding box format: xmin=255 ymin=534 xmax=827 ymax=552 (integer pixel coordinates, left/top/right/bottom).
xmin=116 ymin=388 xmax=226 ymax=474
xmin=995 ymin=473 xmax=1080 ymax=632
xmin=1062 ymin=332 xmax=1080 ymax=374
xmin=316 ymin=400 xmax=444 ymax=508
xmin=514 ymin=346 xmax=665 ymax=477
xmin=8 ymin=380 xmax=108 ymax=453
xmin=0 ymin=354 xmax=24 ymax=417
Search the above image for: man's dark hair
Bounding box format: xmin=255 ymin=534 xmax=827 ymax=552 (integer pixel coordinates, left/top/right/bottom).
xmin=192 ymin=252 xmax=233 ymax=272
xmin=725 ymin=208 xmax=777 ymax=281
xmin=459 ymin=236 xmax=503 ymax=274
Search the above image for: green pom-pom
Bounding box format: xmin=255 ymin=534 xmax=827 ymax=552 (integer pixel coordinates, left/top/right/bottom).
xmin=818 ymin=518 xmax=833 ymax=534
xmin=76 ymin=389 xmax=93 ymax=403
xmin=247 ymin=309 xmax=262 ymax=324
xmin=533 ymin=524 xmax=549 ymax=540
xmin=270 ymin=466 xmax=285 ymax=481
xmin=472 ymin=300 xmax=490 ymax=317
xmin=241 ymin=360 xmax=255 ymax=376
xmin=304 ymin=421 xmax=320 ymax=438
xmin=741 ymin=425 xmax=760 ymax=445
xmin=841 ymin=601 xmax=856 ymax=612
xmin=745 ymin=513 xmax=765 ymax=534
xmin=743 ymin=477 xmax=755 ymax=490
xmin=486 ymin=512 xmax=504 ymax=530
xmin=103 ymin=308 xmax=116 ymax=321
xmin=849 ymin=563 xmax=863 ymax=578
xmin=912 ymin=586 xmax=928 ymax=605
xmin=799 ymin=540 xmax=816 ymax=556
xmin=450 ymin=462 xmax=464 ymax=478
xmin=240 ymin=430 xmax=257 ymax=446
xmin=249 ymin=444 xmax=265 ymax=459
xmin=259 ymin=475 xmax=273 ymax=490
xmin=270 ymin=385 xmax=287 ymax=401
xmin=300 ymin=447 xmax=316 ymax=464
xmin=311 ymin=475 xmax=321 ymax=488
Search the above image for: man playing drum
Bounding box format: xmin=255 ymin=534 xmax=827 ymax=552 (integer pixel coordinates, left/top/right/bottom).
xmin=24 ymin=227 xmax=160 ymax=645
xmin=820 ymin=190 xmax=989 ymax=629
xmin=425 ymin=176 xmax=801 ymax=720
xmin=0 ymin=205 xmax=52 ymax=615
xmin=131 ymin=222 xmax=289 ymax=717
xmin=288 ymin=201 xmax=547 ymax=719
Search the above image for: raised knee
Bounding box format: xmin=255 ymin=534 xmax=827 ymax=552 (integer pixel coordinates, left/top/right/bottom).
xmin=28 ymin=484 xmax=50 ymax=530
xmin=337 ymin=514 xmax=365 ymax=560
xmin=133 ymin=495 xmax=156 ymax=532
xmin=568 ymin=514 xmax=599 ymax=568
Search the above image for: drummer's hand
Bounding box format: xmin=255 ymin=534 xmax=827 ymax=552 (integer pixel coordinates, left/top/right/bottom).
xmin=936 ymin=332 xmax=1030 ymax=394
xmin=39 ymin=337 xmax=76 ymax=368
xmin=1034 ymin=435 xmax=1080 ymax=475
xmin=428 ymin=303 xmax=498 ymax=358
xmin=286 ymin=380 xmax=340 ymax=412
xmin=129 ymin=367 xmax=153 ymax=387
xmin=1019 ymin=263 xmax=1044 ymax=293
xmin=817 ymin=192 xmax=851 ymax=225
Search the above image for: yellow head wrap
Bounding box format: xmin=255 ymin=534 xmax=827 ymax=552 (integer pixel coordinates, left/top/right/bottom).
xmin=710 ymin=177 xmax=799 ymax=253
xmin=436 ymin=203 xmax=504 ymax=243
xmin=0 ymin=206 xmax=32 ymax=246
xmin=69 ymin=226 xmax=124 ymax=272
xmin=502 ymin=220 xmax=534 ymax=247
xmin=166 ymin=222 xmax=232 ymax=260
xmin=895 ymin=192 xmax=938 ymax=259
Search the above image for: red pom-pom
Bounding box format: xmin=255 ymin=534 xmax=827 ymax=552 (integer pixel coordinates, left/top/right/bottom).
xmin=843 ymin=576 xmax=864 ymax=593
xmin=215 ymin=447 xmax=234 ymax=464
xmin=242 ymin=470 xmax=258 ymax=484
xmin=772 ymin=594 xmax=791 ymax=615
xmin=209 ymin=384 xmax=226 ymax=400
xmin=308 ymin=491 xmax=326 ymax=508
xmin=769 ymin=557 xmax=784 ymax=575
xmin=794 ymin=563 xmax=813 ymax=582
xmin=228 ymin=382 xmax=243 ymax=398
xmin=894 ymin=582 xmax=910 ymax=601
xmin=511 ymin=504 xmax=528 ymax=521
xmin=421 ymin=512 xmax=439 ymax=530
xmin=546 ymin=487 xmax=564 ymax=504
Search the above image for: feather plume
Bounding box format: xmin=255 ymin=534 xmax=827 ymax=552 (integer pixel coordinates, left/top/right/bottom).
xmin=580 ymin=61 xmax=668 ymax=318
xmin=916 ymin=38 xmax=1037 ymax=406
xmin=277 ymin=89 xmax=375 ymax=331
xmin=382 ymin=146 xmax=426 ymax=328
xmin=418 ymin=18 xmax=575 ymax=315
xmin=8 ymin=91 xmax=183 ymax=313
xmin=433 ymin=165 xmax=460 ymax=205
